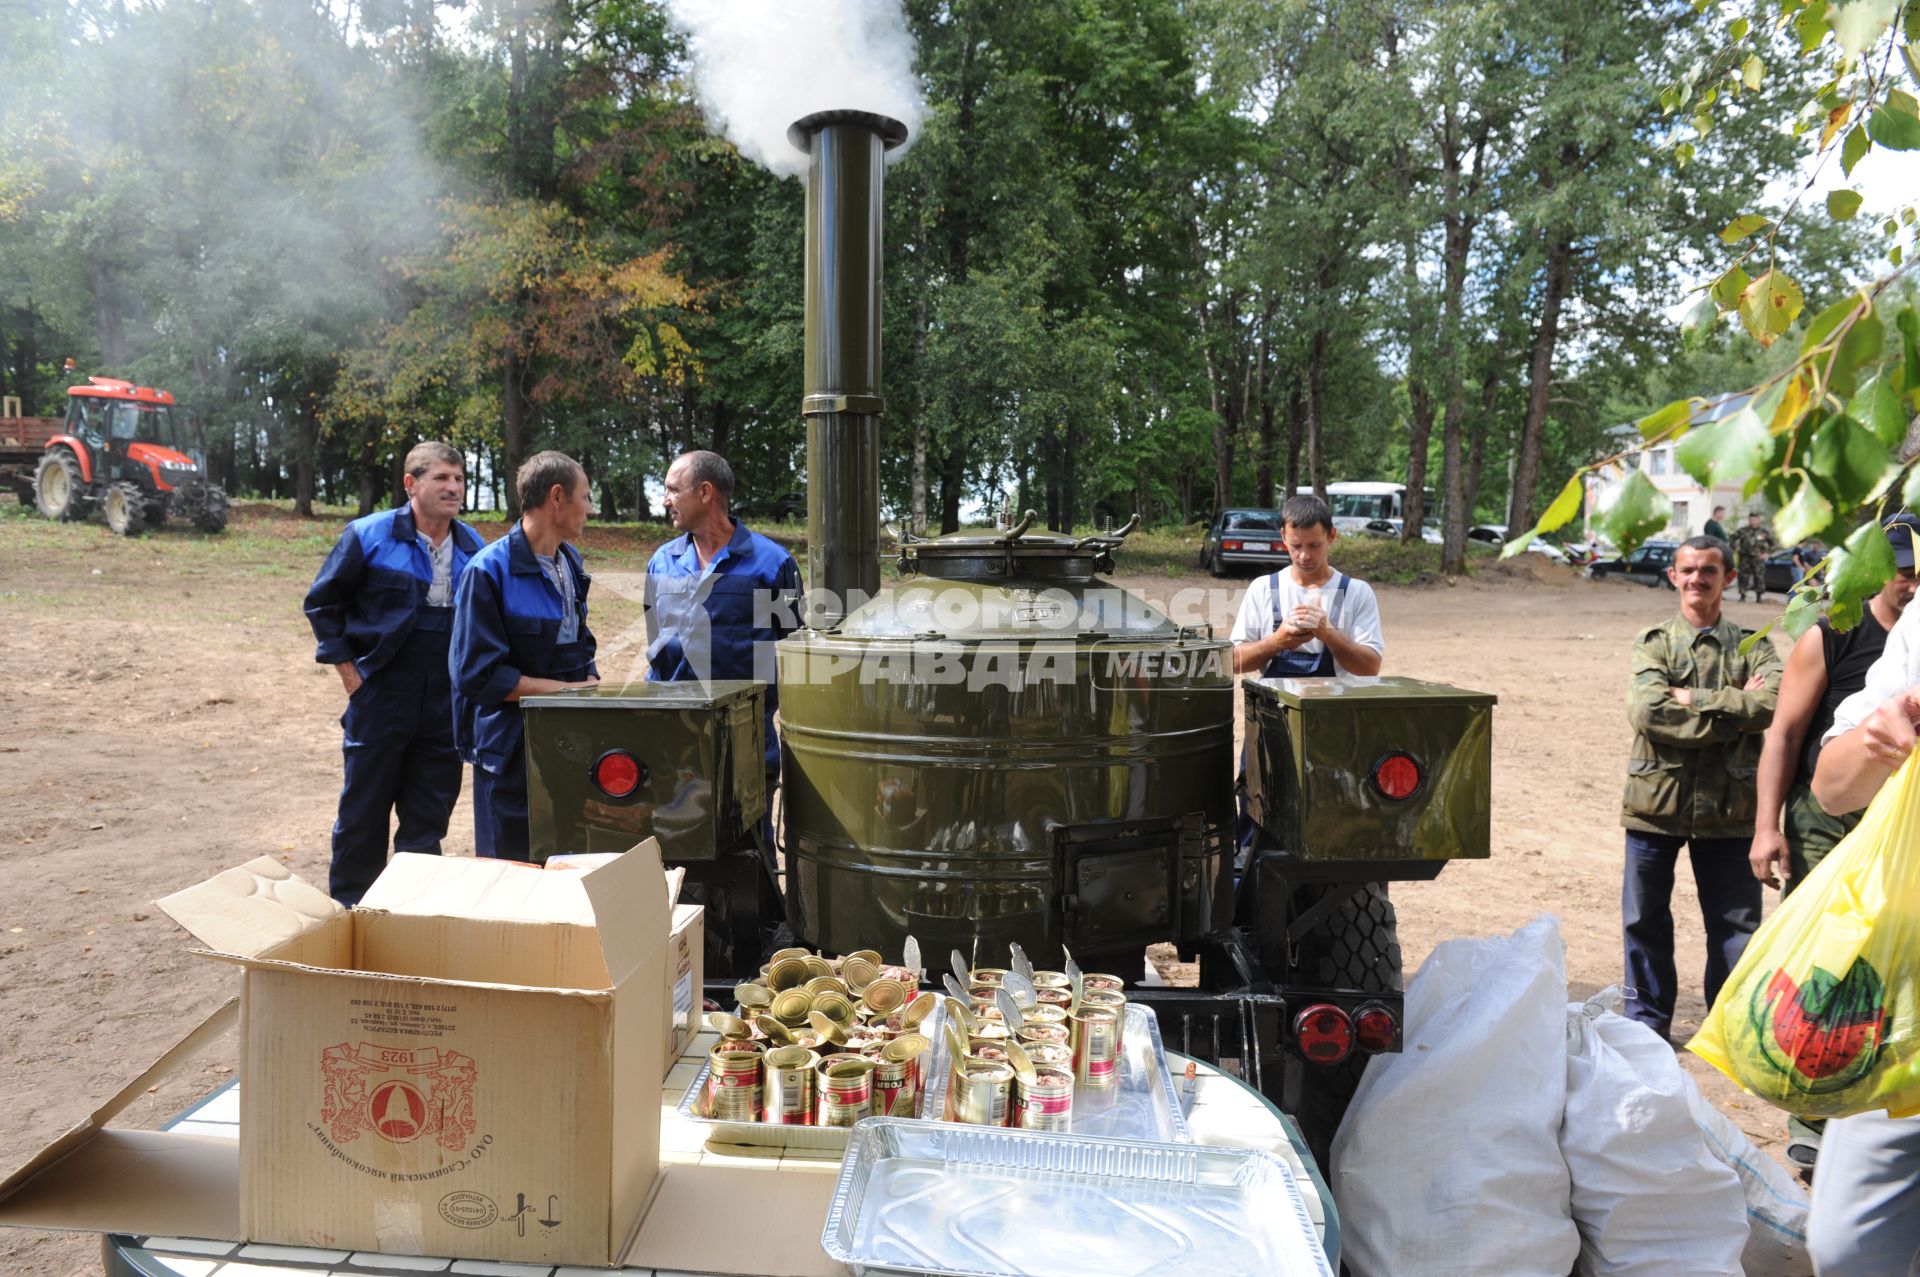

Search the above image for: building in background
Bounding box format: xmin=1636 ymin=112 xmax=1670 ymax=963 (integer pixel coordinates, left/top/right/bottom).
xmin=1584 ymin=393 xmax=1755 ymax=545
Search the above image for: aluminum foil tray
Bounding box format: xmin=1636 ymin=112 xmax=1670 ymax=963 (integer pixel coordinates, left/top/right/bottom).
xmin=822 ymin=1117 xmax=1333 ymax=1277
xmin=921 ymin=1001 xmax=1190 ymax=1143
xmin=677 ymin=998 xmax=948 ymax=1152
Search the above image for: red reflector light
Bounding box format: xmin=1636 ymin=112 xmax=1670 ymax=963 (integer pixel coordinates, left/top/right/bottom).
xmin=1373 ymin=753 xmax=1421 ymax=800
xmin=1294 ymin=1003 xmax=1353 ymax=1065
xmin=592 ymin=751 xmax=643 ymax=799
xmin=1355 ymin=1004 xmax=1398 ymax=1053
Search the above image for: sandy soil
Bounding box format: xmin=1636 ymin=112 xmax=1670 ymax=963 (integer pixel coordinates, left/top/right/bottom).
xmin=0 ymin=512 xmax=1801 ymax=1275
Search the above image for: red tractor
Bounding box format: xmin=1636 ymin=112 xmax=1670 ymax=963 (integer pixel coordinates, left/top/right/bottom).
xmin=2 ymin=377 xmax=228 ymax=534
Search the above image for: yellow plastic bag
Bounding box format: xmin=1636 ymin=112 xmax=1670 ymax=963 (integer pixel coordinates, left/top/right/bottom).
xmin=1689 ymin=752 xmax=1920 ymax=1119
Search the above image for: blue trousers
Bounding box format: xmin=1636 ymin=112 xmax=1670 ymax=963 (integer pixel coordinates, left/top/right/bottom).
xmin=331 ymin=647 xmax=460 ymax=906
xmin=1621 ymin=830 xmax=1761 ymax=1041
xmin=472 ymin=748 xmax=530 ymax=862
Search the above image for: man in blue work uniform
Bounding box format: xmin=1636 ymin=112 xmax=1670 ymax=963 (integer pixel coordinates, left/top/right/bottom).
xmin=644 ymin=450 xmax=802 ymax=823
xmin=304 ymin=441 xmax=482 ymax=905
xmin=450 ymin=450 xmax=600 ymax=859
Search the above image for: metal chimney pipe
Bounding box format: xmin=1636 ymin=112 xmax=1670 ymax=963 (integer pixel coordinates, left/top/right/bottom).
xmin=788 ymin=109 xmax=907 ymax=630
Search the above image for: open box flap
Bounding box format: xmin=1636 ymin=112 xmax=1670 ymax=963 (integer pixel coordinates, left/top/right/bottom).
xmin=157 ymin=858 xmax=339 ymax=959
xmin=0 ymin=1000 xmax=242 ymax=1240
xmin=578 ymin=838 xmax=669 ymax=985
xmin=620 ymin=1163 xmax=844 ymax=1277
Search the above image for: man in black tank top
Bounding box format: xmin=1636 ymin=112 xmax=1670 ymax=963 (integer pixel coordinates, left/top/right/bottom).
xmin=1749 ymin=514 xmax=1919 ymax=1171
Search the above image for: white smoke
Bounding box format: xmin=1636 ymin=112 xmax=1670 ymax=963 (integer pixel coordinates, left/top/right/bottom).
xmin=665 ymin=0 xmax=924 ymax=179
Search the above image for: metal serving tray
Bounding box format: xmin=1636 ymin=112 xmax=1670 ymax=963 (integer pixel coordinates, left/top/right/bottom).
xmin=921 ymin=1001 xmax=1190 ymax=1142
xmin=822 ymin=1117 xmax=1333 ymax=1277
xmin=677 ymin=999 xmax=949 ymax=1152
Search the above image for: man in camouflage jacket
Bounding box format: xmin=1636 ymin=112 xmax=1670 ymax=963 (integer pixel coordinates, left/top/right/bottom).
xmin=1622 ymin=534 xmax=1783 ymax=1041
xmin=1731 ymin=511 xmax=1778 ymax=603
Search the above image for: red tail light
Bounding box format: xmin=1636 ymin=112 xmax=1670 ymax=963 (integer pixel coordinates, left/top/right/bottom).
xmin=591 ymin=750 xmax=644 ymax=799
xmin=1372 ymin=752 xmax=1421 ymax=801
xmin=1222 ymin=539 xmax=1243 ymax=551
xmin=1294 ymin=1003 xmax=1354 ymax=1065
xmin=1354 ymin=1003 xmax=1398 ymax=1053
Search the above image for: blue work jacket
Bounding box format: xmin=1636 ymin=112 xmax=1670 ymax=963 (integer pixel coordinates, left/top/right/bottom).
xmin=304 ymin=505 xmax=484 ymax=677
xmin=450 ymin=523 xmax=598 ymax=777
xmin=644 ymin=520 xmax=801 ymax=769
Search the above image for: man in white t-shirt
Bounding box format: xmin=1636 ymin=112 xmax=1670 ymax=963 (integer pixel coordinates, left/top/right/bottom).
xmin=1802 ymin=594 xmax=1920 ymax=1276
xmin=1230 ymin=493 xmax=1385 ymax=678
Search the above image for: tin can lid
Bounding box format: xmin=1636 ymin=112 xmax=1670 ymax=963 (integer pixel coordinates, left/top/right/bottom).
xmin=804 ymin=975 xmax=851 ymax=998
xmin=768 ymin=946 xmax=812 ymax=966
xmin=706 ymin=1011 xmax=751 ymax=1039
xmin=821 ymin=1055 xmax=876 ymax=1079
xmin=766 ymin=1045 xmax=819 ymax=1070
xmin=882 ymin=1034 xmax=930 ymax=1062
xmin=802 ymin=955 xmax=837 ymax=980
xmin=754 ymin=1013 xmax=794 ymax=1043
xmin=840 ymin=955 xmax=879 ymax=991
xmin=812 ymin=991 xmax=857 ymax=1025
xmin=807 ymin=1010 xmax=849 ymax=1045
xmin=771 ymin=989 xmax=814 ymax=1023
xmin=863 ymin=978 xmax=908 ymax=1014
xmin=769 ymin=958 xmax=811 ymax=991
xmin=734 ymin=983 xmax=774 ymax=1010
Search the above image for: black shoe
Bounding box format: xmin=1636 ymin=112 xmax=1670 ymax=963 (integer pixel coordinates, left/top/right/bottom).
xmin=1786 ymin=1139 xmax=1819 ymax=1174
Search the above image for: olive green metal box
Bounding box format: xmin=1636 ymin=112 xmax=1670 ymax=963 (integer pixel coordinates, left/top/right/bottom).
xmin=1242 ymin=675 xmax=1495 ymax=863
xmin=523 ymin=679 xmax=767 ymax=862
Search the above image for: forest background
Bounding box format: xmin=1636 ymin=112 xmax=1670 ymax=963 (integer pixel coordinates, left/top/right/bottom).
xmin=0 ymin=0 xmax=1906 ymax=573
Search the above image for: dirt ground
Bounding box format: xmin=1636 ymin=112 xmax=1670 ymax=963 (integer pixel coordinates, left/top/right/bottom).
xmin=0 ymin=508 xmax=1802 ymax=1275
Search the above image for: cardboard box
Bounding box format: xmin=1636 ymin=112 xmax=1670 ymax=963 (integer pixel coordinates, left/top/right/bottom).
xmin=667 ymin=901 xmax=706 ymax=1077
xmin=0 ymin=839 xmax=846 ymax=1275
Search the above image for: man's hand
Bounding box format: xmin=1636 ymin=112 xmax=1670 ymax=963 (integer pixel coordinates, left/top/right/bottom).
xmin=1745 ymin=673 xmax=1768 ymax=691
xmin=1855 ymin=689 xmax=1920 ymax=768
xmin=1288 ymin=604 xmax=1327 ymax=637
xmin=336 ymin=662 xmax=363 ymax=696
xmin=1670 ymin=686 xmax=1693 ymax=707
xmin=1749 ymin=826 xmax=1790 ymax=890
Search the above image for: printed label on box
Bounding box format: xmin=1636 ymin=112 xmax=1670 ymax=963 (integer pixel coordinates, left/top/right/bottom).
xmin=320 ymin=1042 xmax=477 ymax=1152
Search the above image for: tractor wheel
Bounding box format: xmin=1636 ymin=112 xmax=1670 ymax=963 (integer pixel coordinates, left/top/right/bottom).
xmin=192 ymin=488 xmax=229 ymax=534
xmin=1283 ymin=881 xmax=1401 ymax=1172
xmin=34 ymin=449 xmax=85 ymax=521
xmin=103 ymin=482 xmax=147 ymax=536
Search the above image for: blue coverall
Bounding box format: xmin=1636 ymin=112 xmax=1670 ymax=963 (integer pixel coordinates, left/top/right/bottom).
xmin=450 ymin=522 xmax=597 ymax=859
xmin=304 ymin=504 xmax=483 ymax=905
xmin=642 ymin=519 xmax=802 ymax=778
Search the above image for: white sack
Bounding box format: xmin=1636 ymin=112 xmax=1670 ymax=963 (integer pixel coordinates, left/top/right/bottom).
xmin=1680 ymin=1065 xmax=1813 ymax=1277
xmin=1561 ymin=995 xmax=1747 ymax=1276
xmin=1331 ymin=916 xmax=1580 ymax=1277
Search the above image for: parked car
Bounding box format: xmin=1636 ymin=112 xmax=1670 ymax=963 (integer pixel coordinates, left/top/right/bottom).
xmin=1201 ymin=508 xmax=1289 ymax=576
xmin=735 ymin=489 xmax=807 ymax=522
xmin=1587 ymin=540 xmax=1678 ymax=588
xmin=1360 ymin=517 xmax=1444 ymax=544
xmin=1765 ymin=544 xmax=1826 ymax=595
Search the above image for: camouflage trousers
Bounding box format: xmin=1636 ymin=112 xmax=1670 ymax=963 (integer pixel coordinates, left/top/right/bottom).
xmin=1738 ymin=563 xmax=1765 ymax=598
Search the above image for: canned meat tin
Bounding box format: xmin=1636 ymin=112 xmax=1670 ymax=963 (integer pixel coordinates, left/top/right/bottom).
xmin=816 ymin=1054 xmax=876 ymax=1127
xmin=1026 ymin=1042 xmax=1072 ymax=1070
xmin=762 ymin=1045 xmax=818 ymax=1125
xmin=1013 ymin=1064 xmax=1075 ymax=1132
xmin=947 ymin=1058 xmax=1015 ymax=1126
xmin=1015 ymin=1022 xmax=1069 ymax=1047
xmin=1083 ymin=973 xmax=1126 ymax=994
xmin=1069 ymin=1004 xmax=1122 ymax=1088
xmin=873 ymin=1036 xmax=927 ymax=1116
xmin=707 ymin=1048 xmax=764 ymax=1121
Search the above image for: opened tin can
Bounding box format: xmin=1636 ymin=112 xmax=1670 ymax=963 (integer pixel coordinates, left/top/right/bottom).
xmin=968 ymin=1038 xmax=1010 ymax=1062
xmin=816 ymin=1054 xmax=876 ymax=1127
xmin=1083 ymin=973 xmax=1126 ymax=994
xmin=1021 ymin=1003 xmax=1069 ymax=1029
xmin=1034 ymin=987 xmax=1073 ymax=1008
xmin=762 ymin=1045 xmax=818 ymax=1125
xmin=873 ymin=1035 xmax=928 ymax=1115
xmin=1069 ymin=1004 xmax=1121 ymax=1088
xmin=1013 ymin=1064 xmax=1075 ymax=1132
xmin=1026 ymin=1042 xmax=1072 ymax=1070
xmin=1084 ymin=989 xmax=1127 ymax=1049
xmin=1016 ymin=1022 xmax=1070 ymax=1047
xmin=948 ymin=1058 xmax=1014 ymax=1126
xmin=1031 ymin=971 xmax=1070 ymax=991
xmin=969 ymin=967 xmax=1009 ymax=987
xmin=706 ymin=1047 xmax=764 ymax=1120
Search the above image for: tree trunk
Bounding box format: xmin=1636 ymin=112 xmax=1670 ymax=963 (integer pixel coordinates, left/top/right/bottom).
xmin=1255 ymin=316 xmax=1275 ymax=507
xmin=293 ymin=396 xmax=319 ymax=518
xmin=502 ymin=350 xmax=529 ymax=516
xmin=1284 ymin=379 xmax=1304 ymax=501
xmin=939 ymin=444 xmax=963 ymax=534
xmin=1060 ymin=425 xmax=1078 ymax=532
xmin=1200 ymin=292 xmax=1233 ymax=513
xmin=1507 ymin=230 xmax=1574 ymax=532
xmin=911 ymin=277 xmax=929 ymax=535
xmin=1305 ymin=328 xmax=1329 ymax=501
xmin=88 ymin=259 xmax=126 ymax=369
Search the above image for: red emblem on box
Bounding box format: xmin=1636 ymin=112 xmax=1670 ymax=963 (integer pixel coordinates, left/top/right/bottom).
xmin=321 ymin=1043 xmax=476 ymax=1151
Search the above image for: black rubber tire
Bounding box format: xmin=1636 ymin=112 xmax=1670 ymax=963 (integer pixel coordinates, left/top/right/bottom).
xmin=34 ymin=449 xmax=85 ymax=521
xmin=192 ymin=489 xmax=229 ymax=534
xmin=1284 ymin=881 xmax=1401 ymax=1173
xmin=103 ymin=482 xmax=146 ymax=536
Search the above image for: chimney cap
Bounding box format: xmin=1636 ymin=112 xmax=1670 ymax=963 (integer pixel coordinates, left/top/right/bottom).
xmin=788 ymin=110 xmax=909 ymax=153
